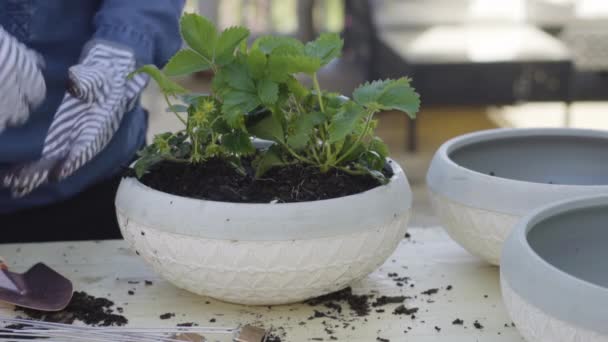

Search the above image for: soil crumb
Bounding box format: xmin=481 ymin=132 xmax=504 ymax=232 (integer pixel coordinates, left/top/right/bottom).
xmin=15 ymin=291 xmax=128 ymax=326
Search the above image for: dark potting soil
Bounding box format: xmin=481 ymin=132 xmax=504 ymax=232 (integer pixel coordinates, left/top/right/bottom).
xmin=393 ymin=305 xmax=418 ymax=316
xmin=15 ymin=291 xmax=128 ymax=326
xmin=306 ymin=287 xmax=371 ymax=317
xmin=134 ymin=158 xmax=392 ymax=203
xmin=159 ymin=313 xmax=175 ymax=320
xmin=452 ymin=318 xmax=464 ymax=325
xmin=371 ymin=296 xmax=408 ymax=307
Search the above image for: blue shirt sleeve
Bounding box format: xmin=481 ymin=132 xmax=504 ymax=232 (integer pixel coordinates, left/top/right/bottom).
xmin=92 ymin=0 xmax=185 ymax=66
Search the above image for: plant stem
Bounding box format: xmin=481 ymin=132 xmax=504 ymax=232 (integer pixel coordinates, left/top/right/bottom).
xmin=337 ymin=166 xmax=368 ymax=176
xmin=278 ymin=140 xmax=314 ymax=165
xmin=334 ymin=109 xmax=376 ymax=165
xmin=312 ymin=73 xmax=325 ymax=113
xmin=309 ymin=142 xmax=321 ymax=164
xmin=164 ymin=94 xmax=188 ymax=127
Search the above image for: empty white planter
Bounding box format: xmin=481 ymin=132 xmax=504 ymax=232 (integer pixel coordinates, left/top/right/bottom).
xmin=115 ymin=159 xmax=411 ymax=305
xmin=427 ymin=128 xmax=608 ymax=264
xmin=501 ymin=195 xmax=608 ymax=342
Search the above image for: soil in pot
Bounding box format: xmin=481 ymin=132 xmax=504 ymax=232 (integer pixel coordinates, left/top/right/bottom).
xmin=130 ymin=158 xmax=394 ymax=203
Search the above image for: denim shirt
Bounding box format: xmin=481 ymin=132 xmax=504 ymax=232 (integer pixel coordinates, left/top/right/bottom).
xmin=0 ymin=0 xmax=184 ymax=213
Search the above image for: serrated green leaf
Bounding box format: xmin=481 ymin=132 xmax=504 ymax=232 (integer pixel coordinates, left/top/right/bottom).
xmin=359 ymin=150 xmax=385 ymax=171
xmin=369 ymin=137 xmax=389 ymax=159
xmin=247 ymin=49 xmax=267 ymax=79
xmin=163 ymin=49 xmax=211 ymax=77
xmin=222 ymin=63 xmax=256 ymax=92
xmin=216 ymin=26 xmax=250 ymax=65
xmin=223 ymin=130 xmax=255 ymax=155
xmin=131 ymin=65 xmax=187 ymax=96
xmin=133 ymin=144 xmax=165 ymax=178
xmin=304 ymin=32 xmax=343 ymax=65
xmin=134 ymin=154 xmax=163 ymax=178
xmin=257 ymin=79 xmax=279 ymax=105
xmin=268 ymin=54 xmax=321 ymax=80
xmin=252 ymin=36 xmax=305 ymax=55
xmin=222 ymin=90 xmax=261 ymax=127
xmin=253 ymin=146 xmax=284 ymax=177
xmin=266 ymin=54 xmax=290 ymax=82
xmin=328 ymin=101 xmax=366 ymax=143
xmin=285 ymin=55 xmax=322 ymax=74
xmin=285 ymin=76 xmax=309 ymax=99
xmin=353 ymin=78 xmax=420 ymax=118
xmin=286 ymin=111 xmax=325 ymax=149
xmin=180 ymin=13 xmax=217 ymax=59
xmin=248 ymin=112 xmax=284 ymax=143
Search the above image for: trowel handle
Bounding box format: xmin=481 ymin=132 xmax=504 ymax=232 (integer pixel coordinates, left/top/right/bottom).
xmin=0 ymin=257 xmax=7 ymax=270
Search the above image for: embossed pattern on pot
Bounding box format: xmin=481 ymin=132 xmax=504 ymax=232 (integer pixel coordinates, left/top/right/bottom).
xmin=501 ymin=277 xmax=608 ymax=342
xmin=429 ymin=191 xmax=518 ymax=265
xmin=117 ymin=211 xmax=408 ymax=305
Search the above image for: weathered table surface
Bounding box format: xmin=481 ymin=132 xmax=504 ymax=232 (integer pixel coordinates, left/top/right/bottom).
xmin=0 ymin=228 xmax=524 ymax=341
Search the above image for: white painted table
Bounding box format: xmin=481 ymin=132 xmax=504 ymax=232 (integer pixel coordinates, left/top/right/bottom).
xmin=0 ymin=228 xmax=524 ymax=341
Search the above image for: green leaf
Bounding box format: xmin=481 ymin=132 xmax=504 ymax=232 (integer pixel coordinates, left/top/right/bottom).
xmin=257 ymin=79 xmax=279 ymax=105
xmin=338 ymin=136 xmax=366 ymax=163
xmin=304 ymin=32 xmax=343 ymax=65
xmin=359 ymin=150 xmax=385 ymax=171
xmin=353 ymin=78 xmax=420 ymax=118
xmin=247 ymin=49 xmax=267 ymax=79
xmin=180 ymin=13 xmax=217 ymax=59
xmin=253 ymin=146 xmax=284 ymax=177
xmin=285 ymin=76 xmax=309 ymax=99
xmin=222 ymin=63 xmax=256 ymax=92
xmin=369 ymin=137 xmax=389 ymax=159
xmin=131 ymin=65 xmax=187 ymax=96
xmin=133 ymin=144 xmax=164 ymax=178
xmin=286 ymin=111 xmax=325 ymax=149
xmin=222 ymin=130 xmax=255 ymax=155
xmin=328 ymin=101 xmax=367 ymax=143
xmin=221 ymin=90 xmax=261 ymax=127
xmin=267 ymin=55 xmax=321 ymax=80
xmin=253 ymin=36 xmax=305 ymax=55
xmin=163 ymin=50 xmax=211 ymax=77
xmin=266 ymin=54 xmax=290 ymax=82
xmin=216 ymin=26 xmax=250 ymax=65
xmin=248 ymin=112 xmax=284 ymax=143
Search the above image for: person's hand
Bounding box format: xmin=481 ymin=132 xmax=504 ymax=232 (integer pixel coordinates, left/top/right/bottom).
xmin=2 ymin=43 xmax=148 ymax=197
xmin=0 ymin=26 xmax=46 ymax=132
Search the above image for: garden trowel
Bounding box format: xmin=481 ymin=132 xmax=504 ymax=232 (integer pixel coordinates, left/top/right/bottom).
xmin=0 ymin=257 xmax=73 ymax=311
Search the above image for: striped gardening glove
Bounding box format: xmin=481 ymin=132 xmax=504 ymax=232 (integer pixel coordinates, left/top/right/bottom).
xmin=2 ymin=43 xmax=148 ymax=197
xmin=0 ymin=26 xmax=46 ymax=132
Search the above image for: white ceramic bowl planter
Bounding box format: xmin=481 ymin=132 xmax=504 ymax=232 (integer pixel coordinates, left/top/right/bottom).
xmin=427 ymin=128 xmax=608 ymax=265
xmin=501 ymin=195 xmax=608 ymax=342
xmin=115 ymin=159 xmax=411 ymax=305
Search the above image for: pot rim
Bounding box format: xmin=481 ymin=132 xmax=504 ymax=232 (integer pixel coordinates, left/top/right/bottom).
xmin=427 ymin=128 xmax=608 ymax=215
xmin=501 ymin=194 xmax=608 ymax=334
xmin=115 ymin=158 xmax=411 ymax=240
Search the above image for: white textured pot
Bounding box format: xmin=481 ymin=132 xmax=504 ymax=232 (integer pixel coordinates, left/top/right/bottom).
xmin=427 ymin=128 xmax=608 ymax=265
xmin=501 ymin=195 xmax=608 ymax=342
xmin=115 ymin=159 xmax=411 ymax=305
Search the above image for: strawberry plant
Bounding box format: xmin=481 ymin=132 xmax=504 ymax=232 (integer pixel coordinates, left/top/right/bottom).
xmin=132 ymin=13 xmax=420 ymax=182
